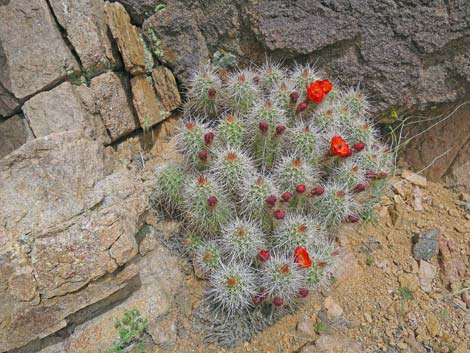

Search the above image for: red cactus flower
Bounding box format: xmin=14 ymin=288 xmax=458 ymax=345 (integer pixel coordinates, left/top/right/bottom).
xmin=207 ymin=196 xmax=218 ymax=208
xmin=319 ymin=79 xmax=333 ymax=93
xmin=353 ymin=141 xmax=365 ymax=152
xmin=347 ymin=214 xmax=359 ymax=223
xmin=259 ymin=121 xmax=269 ymax=133
xmin=275 ymin=125 xmax=286 ymax=134
xmin=281 ymin=191 xmax=293 ymax=202
xmin=297 ymin=102 xmax=308 ymax=112
xmin=258 ymin=249 xmax=270 ymax=262
xmin=331 ymin=136 xmax=351 ymax=157
xmin=273 ymin=296 xmax=284 ymax=307
xmin=204 ymin=131 xmax=214 ymax=145
xmin=294 ymin=246 xmax=312 ymax=269
xmin=266 ymin=195 xmax=277 ymax=206
xmin=354 ymin=183 xmax=366 ymax=192
xmin=252 ymin=295 xmax=262 ymax=305
xmin=207 ymin=87 xmax=216 ymax=98
xmin=312 ymin=185 xmax=324 ymax=196
xmin=274 ymin=209 xmax=285 ymax=220
xmin=299 ymin=288 xmax=309 ymax=298
xmin=306 ymin=81 xmax=325 ymax=103
xmin=198 ymin=151 xmax=208 ymax=160
xmin=290 ymin=91 xmax=300 ymax=103
xmin=296 ymin=184 xmax=306 ymax=193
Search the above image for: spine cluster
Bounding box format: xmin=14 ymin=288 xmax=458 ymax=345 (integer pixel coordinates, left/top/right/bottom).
xmin=154 ymin=61 xmax=392 ymax=345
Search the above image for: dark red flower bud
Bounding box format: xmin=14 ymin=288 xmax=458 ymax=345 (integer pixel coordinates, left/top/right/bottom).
xmin=207 ymin=196 xmax=218 ymax=208
xmin=281 ymin=191 xmax=292 ymax=202
xmin=353 ymin=141 xmax=365 ymax=152
xmin=266 ymin=195 xmax=277 ymax=206
xmin=259 ymin=121 xmax=269 ymax=133
xmin=207 ymin=87 xmax=216 ymax=98
xmin=296 ymin=184 xmax=306 ymax=193
xmin=204 ymin=131 xmax=214 ymax=145
xmin=252 ymin=296 xmax=262 ymax=305
xmin=347 ymin=214 xmax=359 ymax=223
xmin=378 ymin=172 xmax=388 ymax=179
xmin=273 ymin=296 xmax=284 ymax=307
xmin=258 ymin=249 xmax=270 ymax=262
xmin=297 ymin=102 xmax=308 ymax=113
xmin=290 ymin=91 xmax=300 ymax=103
xmin=312 ymin=185 xmax=324 ymax=196
xmin=366 ymin=171 xmax=377 ymax=179
xmin=252 ymin=76 xmax=260 ymax=84
xmin=198 ymin=151 xmax=208 ymax=160
xmin=274 ymin=209 xmax=285 ymax=220
xmin=299 ymin=288 xmax=309 ymax=298
xmin=354 ymin=183 xmax=366 ymax=192
xmin=275 ymin=125 xmax=286 ymax=134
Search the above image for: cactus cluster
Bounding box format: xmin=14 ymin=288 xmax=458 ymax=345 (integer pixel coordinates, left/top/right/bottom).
xmin=155 ymin=61 xmax=392 ymax=346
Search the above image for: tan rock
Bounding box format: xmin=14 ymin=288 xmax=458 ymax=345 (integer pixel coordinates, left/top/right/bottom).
xmin=418 ymin=260 xmax=436 ymax=293
xmin=324 ymin=296 xmax=344 ymax=318
xmin=7 ymin=266 xmax=38 ymax=301
xmin=310 ymin=334 xmax=362 ymax=353
xmin=402 ymin=169 xmax=427 ymax=187
xmin=105 ymin=2 xmax=149 ymax=75
xmin=0 ymin=0 xmax=79 ymax=116
xmin=296 ymin=315 xmax=315 ymax=337
xmin=438 ymin=236 xmax=467 ymax=290
xmin=88 ymin=72 xmax=139 ymax=141
xmin=0 ymin=114 xmax=33 ymax=159
xmin=152 ymin=66 xmax=181 ymax=112
xmin=131 ymin=75 xmax=164 ymax=128
xmin=48 ymin=0 xmax=120 ymax=76
xmin=425 ymin=313 xmax=440 ymax=337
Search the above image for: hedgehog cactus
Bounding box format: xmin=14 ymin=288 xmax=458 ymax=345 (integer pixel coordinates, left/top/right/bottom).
xmin=154 ymin=60 xmax=393 ymax=347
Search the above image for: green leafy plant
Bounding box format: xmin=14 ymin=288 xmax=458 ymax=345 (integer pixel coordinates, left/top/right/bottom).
xmin=397 ymin=287 xmax=414 ymax=300
xmin=106 ymin=309 xmax=148 ymax=353
xmin=212 ymin=50 xmax=237 ymax=69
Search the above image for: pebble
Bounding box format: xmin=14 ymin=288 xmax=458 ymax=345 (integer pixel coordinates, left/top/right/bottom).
xmin=412 ymin=228 xmax=440 ymax=261
xmin=296 ymin=315 xmax=315 ymax=337
xmin=364 ymin=312 xmax=372 ymax=323
xmin=448 ymin=209 xmax=460 ymax=217
xmin=402 ymin=170 xmax=427 ymax=187
xmin=324 ymin=296 xmax=344 ymax=318
xmin=418 ymin=260 xmax=436 ymax=293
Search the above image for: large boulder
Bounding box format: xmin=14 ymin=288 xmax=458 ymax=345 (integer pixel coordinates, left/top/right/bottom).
xmin=0 ymin=131 xmax=148 ymax=351
xmin=0 ymin=0 xmax=79 ymax=117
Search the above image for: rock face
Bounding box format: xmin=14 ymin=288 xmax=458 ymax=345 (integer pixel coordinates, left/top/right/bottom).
xmin=48 ymin=0 xmax=120 ymax=76
xmin=0 ymin=0 xmax=79 ymax=117
xmin=105 ymin=1 xmax=149 ymax=76
xmin=0 ymin=131 xmax=148 ymax=351
xmin=0 ymin=115 xmax=33 ymax=159
xmin=131 ymin=75 xmax=164 ymax=128
xmin=152 ymin=66 xmax=182 ymax=112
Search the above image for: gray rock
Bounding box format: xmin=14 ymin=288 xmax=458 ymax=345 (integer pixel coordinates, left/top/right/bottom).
xmin=413 ymin=228 xmax=441 ymax=261
xmin=0 ymin=114 xmax=34 ymax=159
xmin=0 ymin=0 xmax=79 ymax=116
xmin=48 ymin=0 xmax=121 ymax=77
xmin=22 ymin=82 xmax=107 ymax=140
xmin=143 ymin=3 xmax=209 ymax=83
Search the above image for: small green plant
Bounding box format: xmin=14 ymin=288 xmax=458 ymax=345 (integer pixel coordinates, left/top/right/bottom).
xmin=366 ymin=257 xmax=374 ymax=266
xmin=106 ymin=309 xmax=148 ymax=353
xmin=154 ymin=3 xmax=166 ymax=13
xmin=314 ymin=321 xmax=326 ymax=335
xmin=397 ymin=287 xmax=414 ymax=300
xmin=146 ymin=28 xmax=165 ymax=59
xmin=212 ymin=50 xmax=237 ymax=69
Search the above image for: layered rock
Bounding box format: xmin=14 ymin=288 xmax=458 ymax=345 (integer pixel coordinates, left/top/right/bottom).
xmin=48 ymin=0 xmax=121 ymax=77
xmin=0 ymin=0 xmax=79 ymax=117
xmin=0 ymin=131 xmax=148 ymax=351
